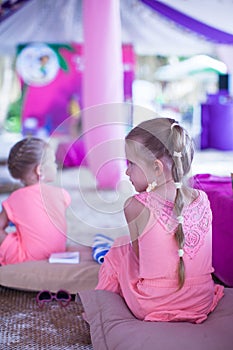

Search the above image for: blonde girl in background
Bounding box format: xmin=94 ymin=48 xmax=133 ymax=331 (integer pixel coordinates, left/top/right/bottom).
xmin=96 ymin=117 xmax=224 ymax=324
xmin=0 ymin=137 xmax=71 ymax=265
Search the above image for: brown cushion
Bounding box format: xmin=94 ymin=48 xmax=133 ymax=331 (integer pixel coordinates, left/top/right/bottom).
xmin=79 ymin=288 xmax=233 ymax=350
xmin=0 ymin=245 xmax=100 ymax=294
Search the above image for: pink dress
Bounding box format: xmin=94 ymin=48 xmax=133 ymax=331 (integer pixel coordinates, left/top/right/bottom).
xmin=96 ymin=190 xmax=224 ymax=323
xmin=0 ymin=183 xmax=71 ymax=265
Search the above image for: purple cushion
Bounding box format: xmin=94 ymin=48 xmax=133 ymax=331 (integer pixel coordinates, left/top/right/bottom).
xmin=79 ymin=288 xmax=233 ymax=350
xmin=193 ymin=175 xmax=233 ymax=286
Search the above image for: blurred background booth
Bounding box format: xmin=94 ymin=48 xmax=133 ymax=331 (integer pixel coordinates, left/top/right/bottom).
xmin=201 ymin=74 xmax=233 ymax=150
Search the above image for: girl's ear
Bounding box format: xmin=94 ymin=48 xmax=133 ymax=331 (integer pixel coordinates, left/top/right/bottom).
xmin=35 ymin=164 xmax=41 ymax=176
xmin=154 ymin=159 xmax=164 ymax=176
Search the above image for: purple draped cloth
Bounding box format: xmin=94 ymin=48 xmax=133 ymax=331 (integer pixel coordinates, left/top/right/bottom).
xmin=141 ymin=0 xmax=233 ymax=44
xmin=193 ymin=174 xmax=233 ymax=287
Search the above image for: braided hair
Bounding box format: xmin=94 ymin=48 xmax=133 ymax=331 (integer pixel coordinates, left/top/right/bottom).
xmin=169 ymin=121 xmax=193 ymax=288
xmin=125 ymin=117 xmax=194 ymax=289
xmin=8 ymin=137 xmax=47 ymax=181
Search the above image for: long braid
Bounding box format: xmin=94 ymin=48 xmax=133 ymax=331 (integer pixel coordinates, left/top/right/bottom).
xmin=170 ymin=123 xmax=188 ymax=289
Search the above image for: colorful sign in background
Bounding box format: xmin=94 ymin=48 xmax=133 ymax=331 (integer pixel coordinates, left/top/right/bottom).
xmin=12 ymin=42 xmax=135 ymax=135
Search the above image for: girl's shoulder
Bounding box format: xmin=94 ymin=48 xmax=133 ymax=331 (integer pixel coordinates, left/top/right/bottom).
xmin=124 ymin=195 xmax=151 ymax=237
xmin=8 ymin=184 xmax=31 ymax=197
xmin=124 ymin=195 xmax=147 ymax=222
xmin=124 ymin=192 xmax=166 ymax=225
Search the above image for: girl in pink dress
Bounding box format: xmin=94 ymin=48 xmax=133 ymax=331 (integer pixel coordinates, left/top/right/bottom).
xmin=0 ymin=137 xmax=71 ymax=265
xmin=96 ymin=117 xmax=224 ymax=324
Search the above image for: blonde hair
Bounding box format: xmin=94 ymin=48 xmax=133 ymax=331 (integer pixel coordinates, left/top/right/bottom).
xmin=126 ymin=117 xmax=194 ymax=289
xmin=8 ymin=137 xmax=48 ymax=181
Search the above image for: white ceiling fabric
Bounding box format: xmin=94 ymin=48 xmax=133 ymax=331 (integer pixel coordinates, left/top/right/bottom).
xmin=0 ymin=0 xmax=233 ymax=56
xmin=120 ymin=0 xmax=215 ymax=55
xmin=0 ymin=0 xmax=82 ymax=55
xmin=157 ymin=0 xmax=233 ymax=34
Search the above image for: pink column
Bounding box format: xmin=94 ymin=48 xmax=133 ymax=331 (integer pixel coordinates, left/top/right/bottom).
xmin=83 ymin=0 xmax=125 ymax=189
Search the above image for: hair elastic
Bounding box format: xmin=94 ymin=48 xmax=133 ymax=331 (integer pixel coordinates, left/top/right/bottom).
xmin=173 ymin=151 xmax=182 ymax=158
xmin=174 ymin=182 xmax=182 ymax=189
xmin=146 ymin=180 xmax=157 ymax=193
xmin=177 ymin=215 xmax=184 ymax=224
xmin=178 ymin=249 xmax=184 ymax=258
xmin=171 ymin=122 xmax=179 ymax=130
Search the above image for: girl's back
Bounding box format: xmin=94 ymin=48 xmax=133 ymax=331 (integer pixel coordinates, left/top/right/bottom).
xmin=135 ymin=189 xmax=213 ymax=280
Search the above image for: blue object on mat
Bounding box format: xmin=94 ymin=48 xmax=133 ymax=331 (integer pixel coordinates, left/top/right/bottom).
xmin=92 ymin=233 xmax=114 ymax=264
xmin=0 ymin=203 xmax=15 ymax=227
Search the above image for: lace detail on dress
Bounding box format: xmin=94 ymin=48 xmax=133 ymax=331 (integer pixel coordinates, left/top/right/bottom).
xmin=135 ymin=192 xmax=175 ymax=233
xmin=135 ymin=191 xmax=211 ymax=259
xmin=183 ymin=200 xmax=211 ymax=259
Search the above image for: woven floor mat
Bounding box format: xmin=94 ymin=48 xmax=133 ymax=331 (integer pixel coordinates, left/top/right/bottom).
xmin=0 ymin=286 xmax=93 ymax=350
